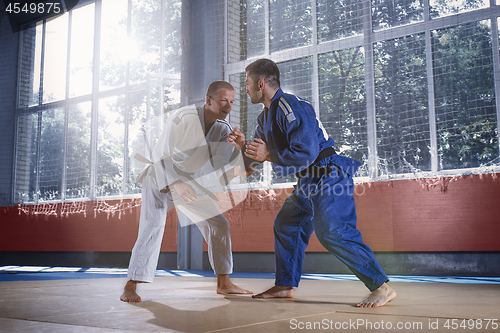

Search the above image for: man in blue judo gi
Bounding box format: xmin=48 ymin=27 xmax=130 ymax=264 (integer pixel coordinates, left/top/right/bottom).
xmin=228 ymin=59 xmax=396 ymax=307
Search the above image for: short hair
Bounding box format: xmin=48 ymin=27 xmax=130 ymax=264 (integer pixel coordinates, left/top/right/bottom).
xmin=245 ymin=58 xmax=280 ymax=89
xmin=207 ymin=81 xmax=234 ymax=98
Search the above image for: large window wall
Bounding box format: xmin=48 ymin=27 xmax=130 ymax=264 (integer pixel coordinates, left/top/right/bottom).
xmin=15 ymin=0 xmax=182 ymax=203
xmin=226 ymin=0 xmax=500 ymax=184
xmin=14 ymin=0 xmax=500 ymax=204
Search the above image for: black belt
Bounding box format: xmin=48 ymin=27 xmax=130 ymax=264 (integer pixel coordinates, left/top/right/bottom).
xmin=295 ymin=147 xmax=336 ymax=179
xmin=160 ymin=163 xmax=219 ymax=201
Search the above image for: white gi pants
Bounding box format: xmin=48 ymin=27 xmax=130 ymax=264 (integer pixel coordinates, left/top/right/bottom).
xmin=127 ymin=175 xmax=233 ymax=283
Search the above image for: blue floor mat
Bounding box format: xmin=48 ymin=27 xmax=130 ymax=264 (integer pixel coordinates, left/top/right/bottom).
xmin=1 ymin=266 xmax=499 ymax=284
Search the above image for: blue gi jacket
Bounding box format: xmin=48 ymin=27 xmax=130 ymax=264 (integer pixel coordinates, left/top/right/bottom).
xmin=247 ymin=88 xmax=335 ymax=177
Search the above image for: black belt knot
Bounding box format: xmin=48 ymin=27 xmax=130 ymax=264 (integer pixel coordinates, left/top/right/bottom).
xmin=295 ymin=147 xmax=336 ymax=179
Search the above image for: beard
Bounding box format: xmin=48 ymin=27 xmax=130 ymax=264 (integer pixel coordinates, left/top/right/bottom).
xmin=249 ymin=91 xmax=263 ymax=104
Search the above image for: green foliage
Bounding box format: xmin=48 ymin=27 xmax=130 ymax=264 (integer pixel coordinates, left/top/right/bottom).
xmin=270 ymin=0 xmax=312 ymax=52
xmin=22 ymin=0 xmax=183 ymax=202
xmin=432 ymin=21 xmax=498 ymax=169
xmin=317 ymin=0 xmax=364 ymax=42
xmin=372 ymin=0 xmax=424 ymax=30
xmin=374 ymin=33 xmax=430 ymax=173
xmin=319 ymin=47 xmax=367 ymax=164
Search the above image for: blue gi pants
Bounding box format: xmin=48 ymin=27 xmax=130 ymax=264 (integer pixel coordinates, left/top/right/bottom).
xmin=274 ymin=156 xmax=389 ymax=292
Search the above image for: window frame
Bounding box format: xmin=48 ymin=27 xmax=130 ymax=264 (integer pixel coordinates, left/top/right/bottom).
xmin=14 ymin=0 xmax=181 ymax=204
xmin=224 ymin=0 xmax=500 ymax=188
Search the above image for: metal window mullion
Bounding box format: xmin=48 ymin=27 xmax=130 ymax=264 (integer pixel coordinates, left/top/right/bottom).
xmin=265 ymin=0 xmax=270 ymax=56
xmin=161 ymin=0 xmax=166 ymax=74
xmin=39 ymin=20 xmax=46 ymax=105
xmin=123 ymin=95 xmax=130 ymax=195
xmin=262 ymin=0 xmax=270 ymax=184
xmin=490 ymin=11 xmax=500 ymax=158
xmin=312 ymin=55 xmax=320 ymax=118
xmin=62 ymin=105 xmax=69 ymax=201
xmin=311 ymin=0 xmax=319 ymax=118
xmin=66 ymin=12 xmax=72 ymax=100
xmin=35 ymin=111 xmax=42 ymax=203
xmin=62 ymin=11 xmax=73 ymax=201
xmin=224 ymin=0 xmax=230 ymax=124
xmin=89 ymin=0 xmax=102 ymax=199
xmin=224 ymin=0 xmax=228 ymax=67
xmin=146 ymin=74 xmax=152 ymax=157
xmin=127 ymin=0 xmax=132 ymax=86
xmin=364 ymin=0 xmax=377 ymax=179
xmin=12 ymin=115 xmax=21 ymax=205
xmin=122 ymin=0 xmax=132 ymax=195
xmin=424 ymin=0 xmax=439 ymax=173
xmin=118 ymin=0 xmax=133 ymax=195
xmin=33 ymin=20 xmax=48 ymax=203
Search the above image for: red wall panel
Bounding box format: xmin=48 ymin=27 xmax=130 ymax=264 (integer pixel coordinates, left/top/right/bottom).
xmin=1 ymin=173 xmax=499 ymax=253
xmin=0 ymin=200 xmax=178 ymax=252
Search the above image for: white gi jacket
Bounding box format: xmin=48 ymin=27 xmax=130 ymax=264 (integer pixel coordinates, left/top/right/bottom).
xmin=135 ymin=105 xmax=241 ymax=203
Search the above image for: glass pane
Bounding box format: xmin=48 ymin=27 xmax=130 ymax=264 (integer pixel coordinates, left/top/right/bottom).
xmin=228 ymin=0 xmax=266 ymax=63
xmin=15 ymin=113 xmax=39 ymax=203
xmin=164 ymin=79 xmax=181 ymax=111
xmin=433 ymin=21 xmax=498 ymax=170
xmin=39 ymin=108 xmax=65 ymax=201
xmin=372 ymin=0 xmax=424 ymax=31
xmin=270 ymin=0 xmax=312 ymax=52
xmin=43 ymin=14 xmax=68 ymax=103
xmin=374 ymin=34 xmax=430 ymax=175
xmin=164 ymin=0 xmax=182 ymax=74
xmin=277 ymin=57 xmax=313 ymax=103
xmin=99 ymin=0 xmax=128 ymax=91
xmin=318 ymin=47 xmax=368 ymax=175
xmin=317 ymin=0 xmax=364 ymax=43
xmin=272 ymin=57 xmax=313 ymax=184
xmin=430 ymin=0 xmax=489 ymax=19
xmin=128 ymin=91 xmax=148 ymax=195
xmin=98 ymin=96 xmax=125 ymax=196
xmin=130 ymin=0 xmax=162 ymax=83
xmin=66 ymin=102 xmax=91 ymax=199
xmin=69 ymin=3 xmax=95 ymax=97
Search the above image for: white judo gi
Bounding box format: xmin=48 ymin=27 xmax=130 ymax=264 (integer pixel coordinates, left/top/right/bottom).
xmin=128 ymin=105 xmax=241 ymax=283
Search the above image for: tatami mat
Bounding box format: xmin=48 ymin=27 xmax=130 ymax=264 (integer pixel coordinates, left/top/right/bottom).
xmin=0 ymin=266 xmax=499 ymax=332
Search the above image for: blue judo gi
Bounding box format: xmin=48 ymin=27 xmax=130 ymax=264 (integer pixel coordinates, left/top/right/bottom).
xmin=245 ymin=88 xmax=388 ymax=292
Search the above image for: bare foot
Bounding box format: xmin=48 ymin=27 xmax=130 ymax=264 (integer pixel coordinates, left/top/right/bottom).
xmin=252 ymin=286 xmax=294 ymax=299
xmin=120 ymin=280 xmax=142 ymax=302
xmin=217 ymin=283 xmax=253 ymax=295
xmin=216 ymin=274 xmax=253 ymax=295
xmin=355 ymin=283 xmax=396 ymax=307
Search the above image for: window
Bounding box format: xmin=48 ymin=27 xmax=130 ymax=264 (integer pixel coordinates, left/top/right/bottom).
xmin=374 ymin=34 xmax=430 ymax=175
xmin=15 ymin=0 xmax=182 ymax=204
xmin=15 ymin=0 xmax=500 ymax=203
xmin=432 ymin=21 xmax=497 ymax=170
xmin=226 ymin=0 xmax=500 ymax=186
xmin=318 ymin=47 xmax=367 ymax=172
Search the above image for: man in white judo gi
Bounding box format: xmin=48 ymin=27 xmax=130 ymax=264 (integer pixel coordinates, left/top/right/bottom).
xmin=120 ymin=81 xmax=252 ymax=302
